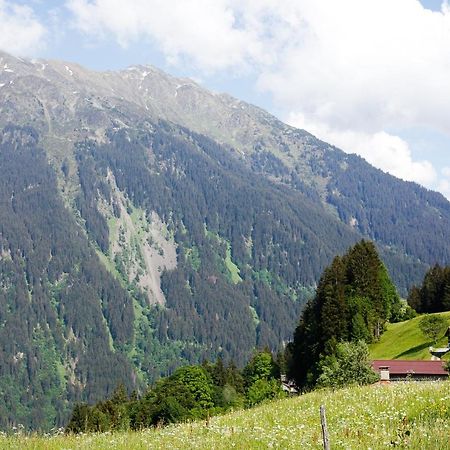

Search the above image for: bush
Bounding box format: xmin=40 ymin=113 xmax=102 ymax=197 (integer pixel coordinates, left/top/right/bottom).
xmin=317 ymin=341 xmax=379 ymax=389
xmin=246 ymin=379 xmax=284 ymax=407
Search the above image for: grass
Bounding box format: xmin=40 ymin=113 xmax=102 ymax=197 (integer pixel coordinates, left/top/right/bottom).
xmin=2 ymin=381 xmax=449 ymax=449
xmin=370 ymin=312 xmax=450 ymax=361
xmin=225 ymin=243 xmax=242 ymax=284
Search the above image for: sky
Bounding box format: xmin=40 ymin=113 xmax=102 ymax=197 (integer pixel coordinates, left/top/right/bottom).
xmin=1 ymin=0 xmax=450 ymax=199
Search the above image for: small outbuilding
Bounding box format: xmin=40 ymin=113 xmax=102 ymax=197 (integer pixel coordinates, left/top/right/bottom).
xmin=372 ymin=360 xmax=449 ymax=382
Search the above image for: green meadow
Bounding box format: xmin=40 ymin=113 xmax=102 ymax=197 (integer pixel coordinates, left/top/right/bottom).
xmin=369 ymin=312 xmax=450 ymax=361
xmin=3 ymin=381 xmax=449 ymax=449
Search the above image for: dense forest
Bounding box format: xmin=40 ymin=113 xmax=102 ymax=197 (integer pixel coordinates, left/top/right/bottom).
xmin=82 ymin=123 xmax=361 ymax=357
xmin=0 ymin=123 xmax=357 ymax=430
xmin=287 ymin=240 xmax=404 ymax=388
xmin=247 ymin=133 xmax=450 ymax=293
xmin=408 ymin=265 xmax=450 ymax=313
xmin=324 ymin=150 xmax=450 ymax=267
xmin=0 ymin=126 xmax=138 ymax=429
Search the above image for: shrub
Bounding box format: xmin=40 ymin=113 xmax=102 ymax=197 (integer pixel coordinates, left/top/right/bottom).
xmin=316 ymin=341 xmax=379 ymax=389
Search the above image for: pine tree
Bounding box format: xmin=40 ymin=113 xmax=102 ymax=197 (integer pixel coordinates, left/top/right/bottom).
xmin=319 ymin=256 xmax=349 ymax=345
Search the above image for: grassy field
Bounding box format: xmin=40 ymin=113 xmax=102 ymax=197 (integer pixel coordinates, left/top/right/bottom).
xmin=2 ymin=381 xmax=449 ymax=449
xmin=370 ymin=312 xmax=450 ymax=361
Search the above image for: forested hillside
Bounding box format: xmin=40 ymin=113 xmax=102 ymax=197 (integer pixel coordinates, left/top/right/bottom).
xmin=2 ymin=51 xmax=450 ymax=430
xmin=0 ymin=126 xmax=137 ymax=429
xmin=0 ymin=122 xmax=355 ymax=429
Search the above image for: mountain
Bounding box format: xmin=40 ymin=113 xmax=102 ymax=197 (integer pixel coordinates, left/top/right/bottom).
xmin=1 ymin=51 xmax=450 ymax=429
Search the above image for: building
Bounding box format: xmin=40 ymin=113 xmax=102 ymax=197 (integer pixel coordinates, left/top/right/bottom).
xmin=280 ymin=375 xmax=298 ymax=394
xmin=372 ymin=360 xmax=449 ymax=382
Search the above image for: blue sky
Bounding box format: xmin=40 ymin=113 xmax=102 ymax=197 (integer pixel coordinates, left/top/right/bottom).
xmin=1 ymin=0 xmax=450 ymax=198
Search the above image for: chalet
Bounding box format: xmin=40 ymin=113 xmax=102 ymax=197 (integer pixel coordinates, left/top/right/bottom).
xmin=280 ymin=375 xmax=298 ymax=394
xmin=372 ymin=360 xmax=449 ymax=382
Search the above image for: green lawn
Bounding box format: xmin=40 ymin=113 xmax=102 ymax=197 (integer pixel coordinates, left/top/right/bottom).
xmin=3 ymin=381 xmax=450 ymax=449
xmin=370 ymin=312 xmax=450 ymax=360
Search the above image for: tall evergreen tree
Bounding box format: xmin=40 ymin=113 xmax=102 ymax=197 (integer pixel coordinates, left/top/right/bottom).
xmin=319 ymin=256 xmax=348 ymax=347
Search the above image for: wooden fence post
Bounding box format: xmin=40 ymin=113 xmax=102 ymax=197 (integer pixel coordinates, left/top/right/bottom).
xmin=320 ymin=404 xmax=330 ymax=450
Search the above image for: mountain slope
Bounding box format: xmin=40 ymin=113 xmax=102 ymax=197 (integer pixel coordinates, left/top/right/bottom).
xmin=0 ymin=126 xmax=137 ymax=429
xmin=1 ymin=51 xmax=450 ymax=429
xmin=1 ymin=51 xmax=449 ymax=293
xmin=369 ymin=312 xmax=450 ymax=360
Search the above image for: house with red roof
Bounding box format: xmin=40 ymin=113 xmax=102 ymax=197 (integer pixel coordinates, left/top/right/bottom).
xmin=372 ymin=360 xmax=449 ymax=382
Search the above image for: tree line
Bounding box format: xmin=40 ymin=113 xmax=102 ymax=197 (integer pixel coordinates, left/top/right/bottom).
xmin=408 ymin=264 xmax=450 ymax=313
xmin=66 ymin=350 xmax=284 ymax=433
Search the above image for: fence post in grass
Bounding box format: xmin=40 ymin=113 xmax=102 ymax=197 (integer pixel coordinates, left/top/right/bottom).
xmin=320 ymin=404 xmax=330 ymax=450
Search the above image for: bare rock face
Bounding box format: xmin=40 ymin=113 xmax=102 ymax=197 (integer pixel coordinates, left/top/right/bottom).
xmin=101 ymin=169 xmax=177 ymax=306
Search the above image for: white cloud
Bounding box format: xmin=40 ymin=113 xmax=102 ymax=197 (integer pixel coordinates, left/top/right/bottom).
xmin=256 ymin=1 xmax=450 ymax=135
xmin=66 ymin=0 xmax=270 ymax=73
xmin=0 ymin=1 xmax=46 ymax=55
xmin=65 ymin=0 xmax=450 ymax=197
xmin=264 ymin=0 xmax=450 ymax=197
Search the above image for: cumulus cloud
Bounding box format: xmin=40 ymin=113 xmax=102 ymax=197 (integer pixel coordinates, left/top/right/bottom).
xmin=257 ymin=1 xmax=450 ymax=133
xmin=66 ymin=0 xmax=450 ymax=196
xmin=257 ymin=0 xmax=450 ymax=196
xmin=66 ymin=0 xmax=271 ymax=72
xmin=0 ymin=1 xmax=46 ymax=55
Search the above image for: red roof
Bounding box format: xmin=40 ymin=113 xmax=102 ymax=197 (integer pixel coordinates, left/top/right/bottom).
xmin=372 ymin=360 xmax=448 ymax=376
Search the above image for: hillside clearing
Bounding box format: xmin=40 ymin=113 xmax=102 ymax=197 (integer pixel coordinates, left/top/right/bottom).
xmin=369 ymin=312 xmax=450 ymax=361
xmin=3 ymin=381 xmax=449 ymax=449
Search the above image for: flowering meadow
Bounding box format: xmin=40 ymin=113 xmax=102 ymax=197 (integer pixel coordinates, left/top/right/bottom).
xmin=2 ymin=381 xmax=449 ymax=449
